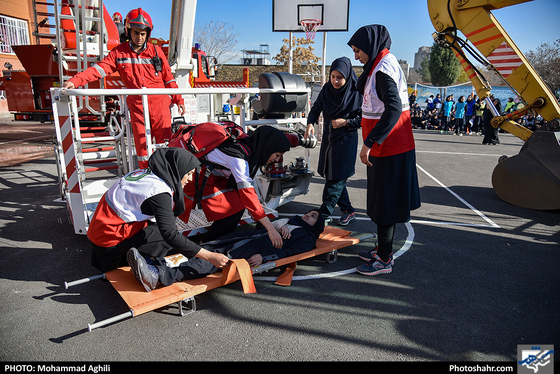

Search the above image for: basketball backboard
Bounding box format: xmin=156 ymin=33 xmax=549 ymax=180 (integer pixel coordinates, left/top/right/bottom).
xmin=272 ymin=0 xmax=349 ymax=33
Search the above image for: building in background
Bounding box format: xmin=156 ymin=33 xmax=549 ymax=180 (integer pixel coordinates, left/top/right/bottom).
xmin=1 ymin=0 xmax=50 ymax=72
xmin=398 ymin=59 xmax=410 ymax=80
xmin=241 ymin=44 xmax=271 ymax=66
xmin=1 ymin=0 xmax=51 ymax=115
xmin=414 ymin=46 xmax=431 ymax=71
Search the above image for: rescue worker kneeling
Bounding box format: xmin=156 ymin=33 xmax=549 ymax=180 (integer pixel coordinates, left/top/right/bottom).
xmin=87 ymin=148 xmax=230 ymax=292
xmin=126 ymin=209 xmax=325 ymax=291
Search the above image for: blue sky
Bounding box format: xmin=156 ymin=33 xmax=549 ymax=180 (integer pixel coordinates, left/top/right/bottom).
xmin=108 ymin=0 xmax=560 ymax=66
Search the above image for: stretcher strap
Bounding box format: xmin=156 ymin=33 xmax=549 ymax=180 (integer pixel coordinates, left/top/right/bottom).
xmin=268 ymin=227 xmax=360 ymax=286
xmin=222 ymin=258 xmax=256 ymax=293
xmin=274 ymin=262 xmax=297 ymax=286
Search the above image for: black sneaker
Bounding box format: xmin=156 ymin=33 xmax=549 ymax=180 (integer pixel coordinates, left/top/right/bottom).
xmin=126 ymin=248 xmax=159 ymax=292
xmin=338 ymin=211 xmax=355 ymax=226
xmin=356 ymin=258 xmax=392 ymax=276
xmin=358 ymin=246 xmax=394 ymax=265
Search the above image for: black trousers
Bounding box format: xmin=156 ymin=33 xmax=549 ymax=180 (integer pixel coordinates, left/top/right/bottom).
xmin=377 ymin=223 xmax=395 ymax=262
xmin=154 ymin=208 xmax=247 ymax=285
xmin=91 ymin=209 xmax=246 ymax=281
xmin=149 ymin=255 xmax=221 ymax=286
xmin=90 ymin=222 xmax=173 ymax=273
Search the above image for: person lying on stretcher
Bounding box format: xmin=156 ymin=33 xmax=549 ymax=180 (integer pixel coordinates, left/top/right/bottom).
xmin=126 ymin=209 xmax=326 ymax=292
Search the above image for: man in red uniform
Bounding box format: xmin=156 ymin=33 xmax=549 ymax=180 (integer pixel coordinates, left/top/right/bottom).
xmin=63 ymin=8 xmax=185 ymax=168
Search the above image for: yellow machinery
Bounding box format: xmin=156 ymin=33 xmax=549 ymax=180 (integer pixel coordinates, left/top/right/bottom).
xmin=427 ymin=0 xmax=560 ymax=210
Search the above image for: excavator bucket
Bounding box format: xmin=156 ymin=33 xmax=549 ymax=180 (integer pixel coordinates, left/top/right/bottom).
xmin=492 ymin=131 xmax=560 ymax=210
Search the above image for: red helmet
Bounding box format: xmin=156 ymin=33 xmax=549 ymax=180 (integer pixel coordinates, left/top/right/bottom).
xmin=112 ymin=12 xmax=122 ymax=23
xmin=125 ymin=8 xmax=153 ymax=35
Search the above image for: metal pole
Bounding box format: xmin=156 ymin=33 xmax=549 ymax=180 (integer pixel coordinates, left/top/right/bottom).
xmin=141 ymin=88 xmax=153 ymax=158
xmin=62 ymin=87 xmax=310 ymax=96
xmin=484 ymin=97 xmax=500 ymax=117
xmin=289 ymin=32 xmax=293 ymax=74
xmin=321 ymin=31 xmax=327 ymax=86
xmin=64 ymin=274 xmax=106 ymax=289
xmin=88 ymin=310 xmax=134 ymax=332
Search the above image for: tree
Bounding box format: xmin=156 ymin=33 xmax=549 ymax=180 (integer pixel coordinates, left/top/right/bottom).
xmin=407 ymin=68 xmax=424 ymax=85
xmin=427 ymin=41 xmax=461 ymax=87
xmin=273 ymin=36 xmax=320 ymax=75
xmin=419 ymin=57 xmax=431 ymax=83
xmin=194 ymin=21 xmax=240 ymax=65
xmin=526 ymin=39 xmax=560 ymax=96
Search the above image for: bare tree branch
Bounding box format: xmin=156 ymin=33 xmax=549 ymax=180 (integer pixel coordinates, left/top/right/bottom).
xmin=526 ymin=39 xmax=560 ymax=95
xmin=194 ymin=21 xmax=240 ymax=65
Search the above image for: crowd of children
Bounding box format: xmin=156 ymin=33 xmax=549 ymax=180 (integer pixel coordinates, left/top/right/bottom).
xmin=408 ymin=92 xmax=548 ymax=135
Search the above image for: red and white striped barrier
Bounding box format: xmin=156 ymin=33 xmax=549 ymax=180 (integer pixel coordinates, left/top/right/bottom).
xmin=52 ymin=93 xmax=89 ymax=234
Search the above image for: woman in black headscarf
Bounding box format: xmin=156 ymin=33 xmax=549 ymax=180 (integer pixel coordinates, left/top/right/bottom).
xmin=87 ymin=148 xmax=230 ymax=290
xmin=180 ymin=125 xmax=292 ymax=247
xmin=305 ymin=57 xmax=363 ymax=226
xmin=482 ymin=96 xmax=501 ymax=145
xmin=347 ymin=25 xmax=421 ymax=276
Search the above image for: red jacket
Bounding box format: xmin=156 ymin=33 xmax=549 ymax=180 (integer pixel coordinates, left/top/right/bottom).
xmin=68 ymin=42 xmax=184 ymax=106
xmin=178 ymin=149 xmax=267 ymax=223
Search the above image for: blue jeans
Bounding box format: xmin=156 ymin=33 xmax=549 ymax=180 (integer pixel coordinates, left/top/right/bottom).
xmin=320 ymin=179 xmax=354 ymax=216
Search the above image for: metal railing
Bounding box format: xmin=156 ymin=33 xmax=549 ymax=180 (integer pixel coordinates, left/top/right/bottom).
xmin=51 ymin=84 xmax=311 ymax=235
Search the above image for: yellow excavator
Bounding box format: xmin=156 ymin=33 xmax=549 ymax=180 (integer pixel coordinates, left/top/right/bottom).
xmin=427 ymin=0 xmax=560 ymax=210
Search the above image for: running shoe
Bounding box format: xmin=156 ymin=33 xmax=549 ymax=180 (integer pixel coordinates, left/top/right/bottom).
xmin=356 ymin=258 xmax=393 ymax=276
xmin=338 ymin=211 xmax=355 ymax=226
xmin=127 ymin=247 xmax=159 ymax=292
xmin=358 ymin=246 xmax=394 ymax=265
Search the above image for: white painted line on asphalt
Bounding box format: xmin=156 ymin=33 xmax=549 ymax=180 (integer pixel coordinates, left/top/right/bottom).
xmin=410 ymin=220 xmax=499 ymax=228
xmin=416 ymin=150 xmax=503 ymax=157
xmin=416 ymin=164 xmax=500 ymax=228
xmin=394 ymin=222 xmax=414 ymax=259
xmin=254 ymin=222 xmax=414 ymax=282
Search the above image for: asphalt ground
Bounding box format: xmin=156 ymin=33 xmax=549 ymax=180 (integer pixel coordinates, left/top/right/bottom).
xmin=0 ymin=121 xmax=559 ymax=367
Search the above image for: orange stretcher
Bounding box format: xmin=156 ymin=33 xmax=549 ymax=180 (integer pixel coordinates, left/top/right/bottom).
xmin=64 ymin=226 xmax=359 ymax=331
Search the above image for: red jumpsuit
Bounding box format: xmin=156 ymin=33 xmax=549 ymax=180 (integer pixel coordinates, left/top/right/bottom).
xmin=68 ymin=42 xmax=184 ymax=168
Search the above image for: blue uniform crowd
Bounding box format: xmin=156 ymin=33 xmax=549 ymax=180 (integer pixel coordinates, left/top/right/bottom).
xmin=408 ymin=92 xmax=549 ymax=136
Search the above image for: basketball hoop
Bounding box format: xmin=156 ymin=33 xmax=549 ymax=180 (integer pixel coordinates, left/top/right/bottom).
xmin=300 ymin=19 xmax=321 ymax=40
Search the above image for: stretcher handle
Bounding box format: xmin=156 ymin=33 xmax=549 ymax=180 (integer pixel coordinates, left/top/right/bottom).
xmin=88 ymin=310 xmax=134 ymax=332
xmin=64 ymin=274 xmax=106 ymax=289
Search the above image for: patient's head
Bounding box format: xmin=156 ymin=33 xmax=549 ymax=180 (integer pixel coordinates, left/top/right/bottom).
xmin=301 ymin=209 xmax=325 ymax=238
xmin=302 ymin=209 xmax=320 ymax=226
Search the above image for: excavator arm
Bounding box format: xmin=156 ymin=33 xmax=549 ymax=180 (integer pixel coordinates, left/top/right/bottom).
xmin=427 ymin=0 xmax=560 ymax=210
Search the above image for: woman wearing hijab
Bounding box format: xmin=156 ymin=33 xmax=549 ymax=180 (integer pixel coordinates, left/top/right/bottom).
xmin=482 ymin=96 xmax=501 ymax=145
xmin=347 ymin=24 xmax=421 ymax=276
xmin=128 ymin=209 xmax=326 ymax=290
xmin=305 ymin=57 xmax=362 ymax=226
xmin=87 ymin=148 xmax=230 ymax=290
xmin=179 ymin=125 xmax=292 ymax=247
